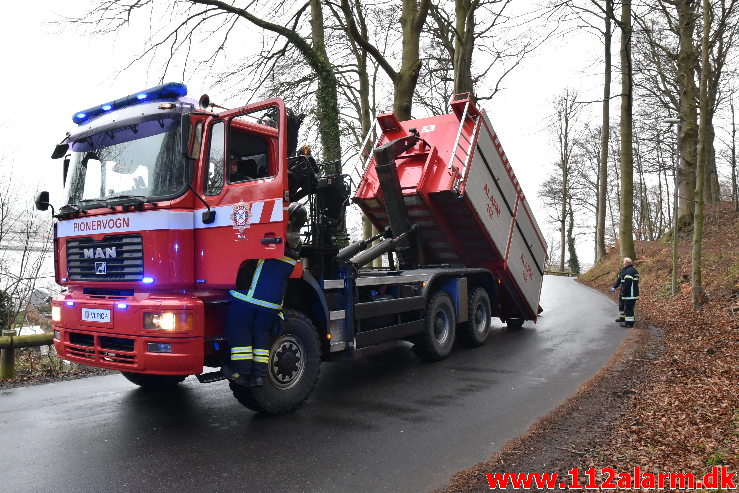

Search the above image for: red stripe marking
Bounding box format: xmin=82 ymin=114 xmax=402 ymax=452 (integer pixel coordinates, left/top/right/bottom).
xmin=260 ymin=200 xmax=273 ymax=223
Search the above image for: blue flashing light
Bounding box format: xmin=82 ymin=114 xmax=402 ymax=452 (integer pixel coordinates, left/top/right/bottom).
xmin=66 ymin=301 xmax=75 ymax=306
xmin=213 ymin=342 xmax=221 ymax=351
xmin=72 ymin=82 xmax=188 ymax=125
xmin=196 ymin=279 xmax=206 ymax=284
xmin=117 ymin=303 xmax=128 ymax=309
xmin=142 ymin=277 xmax=154 ymax=284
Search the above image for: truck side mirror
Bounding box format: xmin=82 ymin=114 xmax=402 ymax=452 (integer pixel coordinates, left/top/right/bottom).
xmin=35 ymin=191 xmax=50 ymax=211
xmin=51 ymin=143 xmax=69 ymax=160
xmin=202 ymin=210 xmax=216 ymax=224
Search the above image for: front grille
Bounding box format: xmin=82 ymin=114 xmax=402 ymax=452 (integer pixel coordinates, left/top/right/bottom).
xmin=100 ymin=336 xmax=134 ymax=352
xmin=66 ymin=332 xmax=137 ymax=367
xmin=67 ymin=234 xmax=143 ymax=281
xmin=70 ymin=332 xmax=94 ymax=346
xmin=83 ymin=288 xmax=135 ymax=299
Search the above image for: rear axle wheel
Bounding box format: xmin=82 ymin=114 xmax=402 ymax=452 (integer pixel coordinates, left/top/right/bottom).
xmin=414 ymin=292 xmax=457 ymax=361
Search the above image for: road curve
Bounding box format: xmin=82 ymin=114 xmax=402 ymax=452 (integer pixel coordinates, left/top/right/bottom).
xmin=0 ymin=276 xmax=625 ymax=492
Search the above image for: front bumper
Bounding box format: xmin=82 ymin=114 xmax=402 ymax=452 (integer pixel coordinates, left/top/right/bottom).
xmin=52 ymin=294 xmax=206 ymax=375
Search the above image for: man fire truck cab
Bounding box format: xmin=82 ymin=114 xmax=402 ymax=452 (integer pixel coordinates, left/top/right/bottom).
xmin=37 ymin=82 xmax=546 ymax=415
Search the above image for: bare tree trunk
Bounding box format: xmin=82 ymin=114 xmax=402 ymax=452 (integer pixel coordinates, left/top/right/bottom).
xmin=395 ymin=0 xmax=430 ymax=120
xmin=657 ymin=166 xmax=664 ymax=234
xmin=596 ymin=0 xmax=613 ymax=263
xmin=675 ymin=0 xmax=699 ymax=226
xmin=619 ymin=0 xmax=636 ymax=259
xmin=693 ymin=0 xmax=710 ymax=308
xmin=353 ymin=0 xmax=372 ymax=138
xmin=341 ymin=0 xmax=429 ymax=122
xmin=567 ymin=197 xmax=580 ymax=275
xmin=560 ymin=191 xmax=567 ymax=273
xmin=309 ymin=0 xmax=342 ymax=162
xmin=732 ymin=98 xmax=738 ymax=211
xmin=705 ymin=117 xmax=719 ymax=202
xmin=553 ymin=90 xmax=578 ymax=273
xmin=453 ymin=0 xmax=478 ymax=96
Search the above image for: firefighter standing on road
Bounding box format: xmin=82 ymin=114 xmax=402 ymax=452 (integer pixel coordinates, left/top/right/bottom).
xmin=221 ymin=204 xmax=305 ymax=387
xmin=611 ymin=257 xmax=639 ymax=327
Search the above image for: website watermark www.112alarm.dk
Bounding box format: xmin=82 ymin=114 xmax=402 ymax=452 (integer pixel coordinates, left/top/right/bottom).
xmin=485 ymin=466 xmax=736 ymax=490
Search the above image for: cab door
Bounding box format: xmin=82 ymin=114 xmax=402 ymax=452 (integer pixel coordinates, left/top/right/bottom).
xmin=194 ymin=99 xmax=288 ymax=288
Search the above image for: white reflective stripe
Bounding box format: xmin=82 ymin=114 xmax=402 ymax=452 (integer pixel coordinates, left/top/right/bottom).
xmin=249 ymin=201 xmax=264 ymax=224
xmin=57 ymin=201 xmax=285 ymax=238
xmin=57 ymin=210 xmax=194 ymax=238
xmin=270 ymin=199 xmax=283 ymax=222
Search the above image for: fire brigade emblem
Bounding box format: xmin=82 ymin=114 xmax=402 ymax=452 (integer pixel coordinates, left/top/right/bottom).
xmin=230 ymin=200 xmax=252 ymax=234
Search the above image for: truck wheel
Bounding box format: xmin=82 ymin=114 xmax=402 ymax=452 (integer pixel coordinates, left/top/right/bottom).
xmin=414 ymin=291 xmax=457 ymax=361
xmin=506 ymin=318 xmax=525 ymax=330
xmin=121 ymin=372 xmax=187 ymax=388
xmin=230 ymin=308 xmax=321 ymax=415
xmin=459 ymin=287 xmax=491 ymax=347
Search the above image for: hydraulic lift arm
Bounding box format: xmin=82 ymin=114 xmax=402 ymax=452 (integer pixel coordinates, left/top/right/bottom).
xmin=372 ymin=135 xmax=426 ymax=269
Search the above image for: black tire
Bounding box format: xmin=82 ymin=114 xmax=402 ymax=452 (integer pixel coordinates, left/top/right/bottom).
xmin=414 ymin=291 xmax=457 ymax=361
xmin=230 ymin=308 xmax=321 ymax=415
xmin=121 ymin=371 xmax=187 ymax=388
xmin=506 ymin=317 xmax=525 ymax=330
xmin=459 ymin=287 xmax=491 ymax=347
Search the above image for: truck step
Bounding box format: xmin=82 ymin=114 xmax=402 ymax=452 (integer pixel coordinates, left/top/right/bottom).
xmin=195 ymin=371 xmax=226 ymax=384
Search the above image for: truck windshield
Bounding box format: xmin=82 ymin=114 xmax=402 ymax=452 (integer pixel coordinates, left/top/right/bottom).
xmin=64 ymin=116 xmax=187 ymax=207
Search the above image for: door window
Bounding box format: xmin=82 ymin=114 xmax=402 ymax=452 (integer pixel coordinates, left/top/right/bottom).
xmin=227 ymin=116 xmax=273 ymax=184
xmin=205 ymin=121 xmax=225 ymax=195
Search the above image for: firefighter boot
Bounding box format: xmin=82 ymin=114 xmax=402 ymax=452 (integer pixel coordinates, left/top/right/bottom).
xmin=615 ymin=317 xmax=625 ymax=323
xmin=620 ymin=322 xmax=634 ymax=328
xmin=220 ymin=363 xmax=251 ymax=386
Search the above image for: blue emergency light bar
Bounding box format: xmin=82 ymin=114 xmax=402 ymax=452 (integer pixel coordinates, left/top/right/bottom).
xmin=72 ymin=82 xmax=188 ymax=125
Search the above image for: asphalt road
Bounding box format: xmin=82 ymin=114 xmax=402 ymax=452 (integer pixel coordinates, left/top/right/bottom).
xmin=1 ymin=276 xmax=625 ymax=493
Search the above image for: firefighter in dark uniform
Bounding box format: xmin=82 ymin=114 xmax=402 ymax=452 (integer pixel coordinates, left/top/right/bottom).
xmin=221 ymin=203 xmax=305 ymax=386
xmin=611 ymin=257 xmax=639 ymax=327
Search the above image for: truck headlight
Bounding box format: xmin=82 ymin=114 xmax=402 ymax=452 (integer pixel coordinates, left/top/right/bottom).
xmin=143 ymin=311 xmax=193 ymax=331
xmin=52 ymin=306 xmax=61 ymax=322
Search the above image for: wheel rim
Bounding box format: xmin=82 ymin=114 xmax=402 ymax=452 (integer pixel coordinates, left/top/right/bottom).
xmin=268 ymin=334 xmax=305 ymax=390
xmin=433 ymin=309 xmax=451 ymax=344
xmin=473 ymin=301 xmax=489 ymax=334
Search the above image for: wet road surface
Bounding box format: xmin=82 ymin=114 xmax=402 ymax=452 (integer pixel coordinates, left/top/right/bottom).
xmin=1 ymin=276 xmax=625 ymax=492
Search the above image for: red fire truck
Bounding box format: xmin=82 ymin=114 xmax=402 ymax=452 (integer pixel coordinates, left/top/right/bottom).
xmin=37 ymin=83 xmax=546 ymax=414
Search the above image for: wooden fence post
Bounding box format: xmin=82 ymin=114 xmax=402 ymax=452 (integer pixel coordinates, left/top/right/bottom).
xmin=0 ymin=329 xmax=17 ymax=380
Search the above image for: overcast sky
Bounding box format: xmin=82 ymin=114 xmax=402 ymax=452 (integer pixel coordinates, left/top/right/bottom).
xmin=1 ymin=1 xmax=606 ymax=265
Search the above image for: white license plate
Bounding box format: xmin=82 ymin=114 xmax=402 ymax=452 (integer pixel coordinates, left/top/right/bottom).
xmin=82 ymin=308 xmax=111 ymax=323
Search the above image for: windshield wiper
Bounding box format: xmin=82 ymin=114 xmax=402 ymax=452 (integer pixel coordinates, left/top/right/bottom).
xmin=106 ymin=195 xmax=158 ymax=207
xmin=60 ymin=203 xmax=81 ymax=213
xmin=76 ymin=199 xmax=108 ymax=210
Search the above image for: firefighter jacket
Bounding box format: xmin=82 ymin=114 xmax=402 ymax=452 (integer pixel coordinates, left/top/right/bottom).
xmin=613 ymin=265 xmax=640 ymax=300
xmin=230 ymin=256 xmax=299 ymax=311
